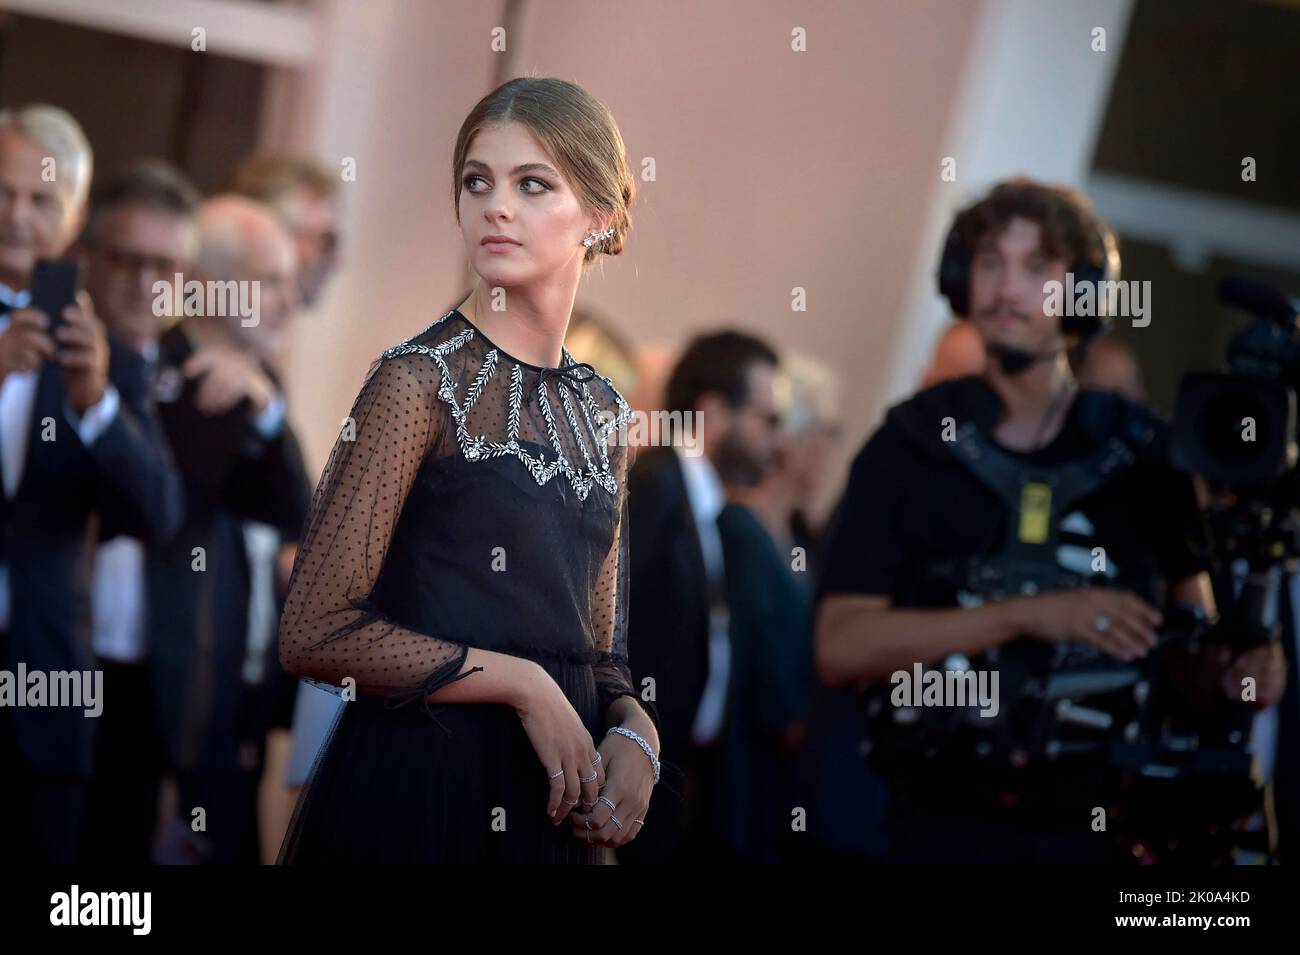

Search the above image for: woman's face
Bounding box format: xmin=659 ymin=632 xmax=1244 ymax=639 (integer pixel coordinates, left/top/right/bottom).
xmin=458 ymin=121 xmax=598 ymax=287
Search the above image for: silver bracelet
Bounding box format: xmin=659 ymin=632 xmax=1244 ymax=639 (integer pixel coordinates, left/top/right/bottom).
xmin=605 ymin=726 xmax=660 ymax=784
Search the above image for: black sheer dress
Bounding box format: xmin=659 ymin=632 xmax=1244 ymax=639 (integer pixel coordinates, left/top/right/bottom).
xmin=277 ymin=308 xmax=659 ymax=864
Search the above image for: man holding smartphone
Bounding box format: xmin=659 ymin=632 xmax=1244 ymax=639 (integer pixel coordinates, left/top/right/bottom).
xmin=0 ymin=104 xmax=182 ymax=862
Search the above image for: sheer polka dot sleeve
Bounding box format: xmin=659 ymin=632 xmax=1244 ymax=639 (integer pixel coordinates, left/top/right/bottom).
xmin=591 ymin=440 xmax=661 ymax=734
xmin=278 ymin=352 xmax=471 ymax=699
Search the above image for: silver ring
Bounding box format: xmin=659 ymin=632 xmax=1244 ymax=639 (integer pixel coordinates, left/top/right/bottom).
xmin=581 ymin=799 xmax=597 ymax=808
xmin=591 ymin=753 xmax=602 ymax=766
xmin=562 ymin=797 xmax=579 ymax=805
xmin=578 ymin=771 xmax=598 ymax=783
xmin=632 ymin=818 xmax=645 ymax=827
xmin=610 ymin=813 xmax=623 ymax=830
xmin=547 ymin=768 xmax=564 ymax=780
xmin=1094 ymin=614 xmax=1110 ymax=633
xmin=584 ymin=816 xmax=592 ymax=830
xmin=596 ymin=795 xmax=616 ymax=812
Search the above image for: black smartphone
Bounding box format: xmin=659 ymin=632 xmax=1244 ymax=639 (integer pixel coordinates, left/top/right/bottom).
xmin=30 ymin=258 xmax=82 ymax=339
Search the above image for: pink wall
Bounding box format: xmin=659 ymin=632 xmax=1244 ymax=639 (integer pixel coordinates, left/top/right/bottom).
xmin=283 ymin=0 xmax=977 ymax=518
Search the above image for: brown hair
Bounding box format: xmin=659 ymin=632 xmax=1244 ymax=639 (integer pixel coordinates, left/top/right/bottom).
xmin=666 ymin=330 xmax=779 ymax=420
xmin=229 ymin=155 xmax=340 ymax=203
xmin=452 ymin=77 xmax=635 ymax=265
xmin=954 ymin=177 xmax=1108 ymax=271
xmin=87 ymin=159 xmax=201 ymax=235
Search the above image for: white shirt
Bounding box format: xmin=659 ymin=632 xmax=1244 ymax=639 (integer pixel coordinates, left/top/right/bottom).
xmin=0 ymin=284 xmax=120 ymax=632
xmin=242 ymin=522 xmax=281 ymax=683
xmin=91 ymin=535 xmax=149 ymax=663
xmin=90 ymin=342 xmax=157 ymax=663
xmin=675 ymin=444 xmax=731 ymax=747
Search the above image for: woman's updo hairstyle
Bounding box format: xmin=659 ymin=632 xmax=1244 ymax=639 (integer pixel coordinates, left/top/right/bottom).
xmin=452 ymin=77 xmax=635 ymax=265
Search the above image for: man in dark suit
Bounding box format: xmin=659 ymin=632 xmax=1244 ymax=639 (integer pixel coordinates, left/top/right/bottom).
xmin=152 ymin=194 xmax=310 ymax=863
xmin=618 ymin=330 xmax=783 ymax=864
xmin=76 ymin=163 xmax=310 ymax=862
xmin=0 ymin=105 xmax=183 ymax=863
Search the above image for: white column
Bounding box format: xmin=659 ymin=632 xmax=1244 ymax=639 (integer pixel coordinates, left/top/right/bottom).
xmin=878 ymin=0 xmax=1135 ymax=408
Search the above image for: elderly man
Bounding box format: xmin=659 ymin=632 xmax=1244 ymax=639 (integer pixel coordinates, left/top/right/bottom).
xmin=0 ymin=105 xmax=181 ymax=863
xmin=141 ymin=193 xmax=309 ymax=863
xmin=228 ymin=156 xmax=341 ymax=309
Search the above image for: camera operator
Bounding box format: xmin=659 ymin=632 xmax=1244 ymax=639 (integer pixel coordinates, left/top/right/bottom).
xmin=814 ymin=178 xmax=1286 ymax=864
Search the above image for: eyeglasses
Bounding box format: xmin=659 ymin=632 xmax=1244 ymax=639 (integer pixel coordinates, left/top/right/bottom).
xmin=88 ymin=241 xmax=185 ymax=277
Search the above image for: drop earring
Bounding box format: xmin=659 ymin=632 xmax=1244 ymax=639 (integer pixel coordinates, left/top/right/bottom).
xmin=582 ymin=227 xmax=616 ymax=248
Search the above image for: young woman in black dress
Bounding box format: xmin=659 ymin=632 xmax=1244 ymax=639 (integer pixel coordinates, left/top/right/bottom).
xmin=277 ymin=77 xmax=661 ymax=863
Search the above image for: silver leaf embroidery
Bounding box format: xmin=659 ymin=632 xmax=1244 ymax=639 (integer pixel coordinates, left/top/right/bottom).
xmin=381 ymin=311 xmax=633 ymax=498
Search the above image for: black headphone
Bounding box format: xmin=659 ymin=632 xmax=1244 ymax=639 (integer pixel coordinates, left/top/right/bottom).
xmin=936 ymin=210 xmax=1121 ymax=338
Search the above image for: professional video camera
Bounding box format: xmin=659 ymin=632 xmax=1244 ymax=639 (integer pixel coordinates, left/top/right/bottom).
xmin=1121 ymin=276 xmax=1300 ymax=859
xmin=1170 ymin=279 xmax=1300 ymax=638
xmin=1167 ymin=278 xmax=1300 ymax=747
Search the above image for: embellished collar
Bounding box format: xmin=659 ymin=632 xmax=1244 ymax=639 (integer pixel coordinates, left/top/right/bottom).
xmin=382 ymin=309 xmax=634 ymax=500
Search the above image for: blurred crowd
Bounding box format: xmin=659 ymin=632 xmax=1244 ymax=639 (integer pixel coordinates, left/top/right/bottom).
xmin=0 ymin=103 xmax=335 ymax=863
xmin=0 ymin=100 xmax=1205 ymax=866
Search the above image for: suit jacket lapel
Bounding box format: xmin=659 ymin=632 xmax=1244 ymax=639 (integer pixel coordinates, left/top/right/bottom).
xmin=13 ymin=360 xmax=67 ymax=504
